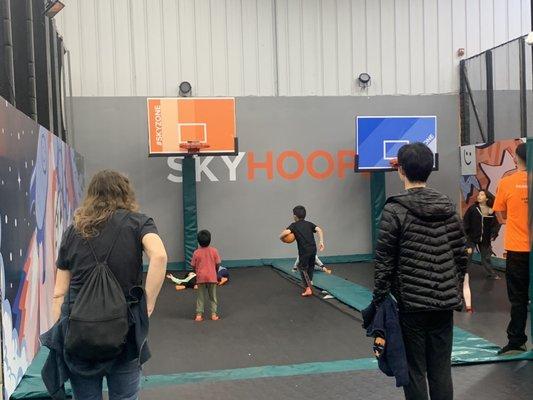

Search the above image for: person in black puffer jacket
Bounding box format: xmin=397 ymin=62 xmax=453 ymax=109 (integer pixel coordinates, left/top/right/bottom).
xmin=373 ymin=143 xmax=467 ymax=400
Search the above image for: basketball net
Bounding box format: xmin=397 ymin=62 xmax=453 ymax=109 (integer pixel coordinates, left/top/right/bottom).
xmin=179 ymin=141 xmax=210 ymax=155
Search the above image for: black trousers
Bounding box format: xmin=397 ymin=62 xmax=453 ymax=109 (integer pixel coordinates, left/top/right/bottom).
xmin=400 ymin=311 xmax=454 ymax=400
xmin=505 ymin=251 xmax=530 ymax=347
xmin=298 ymin=252 xmax=316 ymax=287
xmin=467 ymin=242 xmax=497 ymax=276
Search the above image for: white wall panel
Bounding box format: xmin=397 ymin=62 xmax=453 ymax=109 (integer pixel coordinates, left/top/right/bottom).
xmin=423 ymin=0 xmax=439 ymax=94
xmin=113 ymin=0 xmax=134 ymax=96
xmin=337 ymin=0 xmax=353 ymax=95
xmin=395 ymin=0 xmax=410 ymax=95
xmin=451 ymin=0 xmax=466 ymax=84
xmin=409 ymin=0 xmax=425 ymax=94
xmin=365 ymin=0 xmax=382 ymax=95
xmin=161 ymin=0 xmax=180 ymax=96
xmin=323 ymin=0 xmax=339 ymax=95
xmin=381 ymin=0 xmax=397 ymax=94
xmin=301 ymin=0 xmax=321 ymax=95
xmin=351 ymin=0 xmax=366 ymax=94
xmin=257 ymin=0 xmax=276 ymax=95
xmin=438 ymin=0 xmax=454 ymax=93
xmin=56 ymin=0 xmax=531 ymax=97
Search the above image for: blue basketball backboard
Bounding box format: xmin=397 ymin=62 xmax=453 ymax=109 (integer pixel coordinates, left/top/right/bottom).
xmin=355 ymin=116 xmax=437 ymax=171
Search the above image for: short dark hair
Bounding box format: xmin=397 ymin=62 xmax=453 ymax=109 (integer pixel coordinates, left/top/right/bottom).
xmin=397 ymin=143 xmax=434 ymax=183
xmin=197 ymin=230 xmax=211 ymax=247
xmin=516 ymin=143 xmax=526 ymax=163
xmin=293 ymin=205 xmax=306 ymax=220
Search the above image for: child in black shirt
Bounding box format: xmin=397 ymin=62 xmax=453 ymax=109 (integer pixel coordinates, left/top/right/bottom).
xmin=280 ymin=205 xmax=325 ymax=296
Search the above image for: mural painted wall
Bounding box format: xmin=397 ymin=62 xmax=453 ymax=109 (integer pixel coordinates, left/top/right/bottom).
xmin=0 ymin=99 xmax=84 ymax=398
xmin=460 ymin=138 xmax=525 ymax=258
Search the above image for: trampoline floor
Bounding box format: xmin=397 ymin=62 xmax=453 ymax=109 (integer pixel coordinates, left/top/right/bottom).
xmin=329 ymin=262 xmax=531 ymax=347
xmin=128 ymin=264 xmax=533 ymax=400
xmin=29 ymin=263 xmax=518 ymax=400
xmin=144 ymin=267 xmax=369 ymax=376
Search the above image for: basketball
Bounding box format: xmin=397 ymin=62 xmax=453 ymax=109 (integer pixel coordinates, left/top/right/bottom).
xmin=281 ymin=233 xmax=296 ymax=244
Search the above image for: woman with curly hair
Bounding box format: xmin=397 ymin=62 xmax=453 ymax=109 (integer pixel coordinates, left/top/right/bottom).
xmin=47 ymin=170 xmax=167 ymax=400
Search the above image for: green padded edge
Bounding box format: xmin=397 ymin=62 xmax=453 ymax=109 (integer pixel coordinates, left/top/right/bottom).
xmin=370 ymin=172 xmax=386 ymax=252
xmin=182 ymin=157 xmax=198 ymax=267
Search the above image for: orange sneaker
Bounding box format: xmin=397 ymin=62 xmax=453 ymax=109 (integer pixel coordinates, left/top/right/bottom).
xmin=301 ymin=287 xmax=313 ymax=297
xmin=211 ymin=314 xmax=220 ymax=321
xmin=194 ymin=314 xmax=203 ymax=322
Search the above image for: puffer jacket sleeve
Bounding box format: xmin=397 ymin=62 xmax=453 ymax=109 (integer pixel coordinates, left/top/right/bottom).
xmin=446 ymin=214 xmax=468 ymax=282
xmin=373 ymin=203 xmax=401 ymax=305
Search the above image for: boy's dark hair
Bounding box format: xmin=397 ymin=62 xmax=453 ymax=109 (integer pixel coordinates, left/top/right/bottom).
xmin=293 ymin=205 xmax=306 ymax=220
xmin=515 ymin=143 xmax=526 ymax=163
xmin=197 ymin=230 xmax=211 ymax=247
xmin=397 ymin=143 xmax=434 ymax=183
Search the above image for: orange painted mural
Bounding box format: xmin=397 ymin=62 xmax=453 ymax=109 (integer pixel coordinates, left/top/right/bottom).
xmin=460 ymin=138 xmax=525 ymax=258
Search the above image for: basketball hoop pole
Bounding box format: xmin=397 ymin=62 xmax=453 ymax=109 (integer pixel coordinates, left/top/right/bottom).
xmin=182 ymin=153 xmax=198 ymax=268
xmin=180 ymin=142 xmax=211 ymax=266
xmin=370 ymin=171 xmax=386 ymax=253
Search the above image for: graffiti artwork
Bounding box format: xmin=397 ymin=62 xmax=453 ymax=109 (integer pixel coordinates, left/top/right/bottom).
xmin=0 ymin=99 xmax=84 ymax=398
xmin=460 ymin=138 xmax=525 ymax=258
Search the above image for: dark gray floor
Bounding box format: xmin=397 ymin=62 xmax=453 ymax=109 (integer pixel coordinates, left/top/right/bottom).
xmin=137 ymin=361 xmax=533 ymax=400
xmin=328 ymin=262 xmax=531 ymax=346
xmin=135 ymin=264 xmax=533 ymax=400
xmin=144 ymin=267 xmax=371 ymax=376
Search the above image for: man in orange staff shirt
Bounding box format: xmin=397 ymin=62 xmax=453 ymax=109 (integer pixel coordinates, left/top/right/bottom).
xmin=493 ymin=142 xmax=530 ymax=355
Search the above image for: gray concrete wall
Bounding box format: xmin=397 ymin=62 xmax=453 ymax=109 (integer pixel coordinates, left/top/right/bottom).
xmin=72 ymin=95 xmax=461 ymax=263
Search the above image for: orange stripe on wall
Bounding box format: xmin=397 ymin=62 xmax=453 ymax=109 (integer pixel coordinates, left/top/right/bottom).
xmin=147 ymin=99 xmax=163 ymax=154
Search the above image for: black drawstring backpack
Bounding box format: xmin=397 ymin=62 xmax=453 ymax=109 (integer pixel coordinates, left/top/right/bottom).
xmin=65 ymin=213 xmax=130 ymax=362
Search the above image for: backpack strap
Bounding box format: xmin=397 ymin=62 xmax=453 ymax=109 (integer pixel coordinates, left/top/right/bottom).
xmin=86 ymin=211 xmax=131 ymax=264
xmin=68 ymin=212 xmax=130 ymax=316
xmin=104 ymin=211 xmax=131 ymax=262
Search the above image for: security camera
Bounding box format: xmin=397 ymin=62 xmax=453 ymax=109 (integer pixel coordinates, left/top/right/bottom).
xmin=526 ymin=32 xmax=533 ymax=46
xmin=178 ymin=81 xmax=192 ymax=97
xmin=357 ymin=73 xmax=371 ymax=89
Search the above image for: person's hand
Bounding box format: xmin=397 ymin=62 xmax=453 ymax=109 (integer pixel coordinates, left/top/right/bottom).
xmin=319 ymin=242 xmax=325 ymax=251
xmin=147 ymin=306 xmax=154 ymax=318
xmin=166 ymin=273 xmax=174 ymax=279
xmin=373 ymin=336 xmax=386 ymax=358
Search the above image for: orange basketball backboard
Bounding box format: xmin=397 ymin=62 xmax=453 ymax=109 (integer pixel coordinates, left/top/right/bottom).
xmin=147 ymin=97 xmax=237 ymax=156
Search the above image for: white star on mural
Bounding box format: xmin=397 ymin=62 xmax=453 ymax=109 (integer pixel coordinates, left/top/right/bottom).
xmin=479 ymin=150 xmax=517 ymax=195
